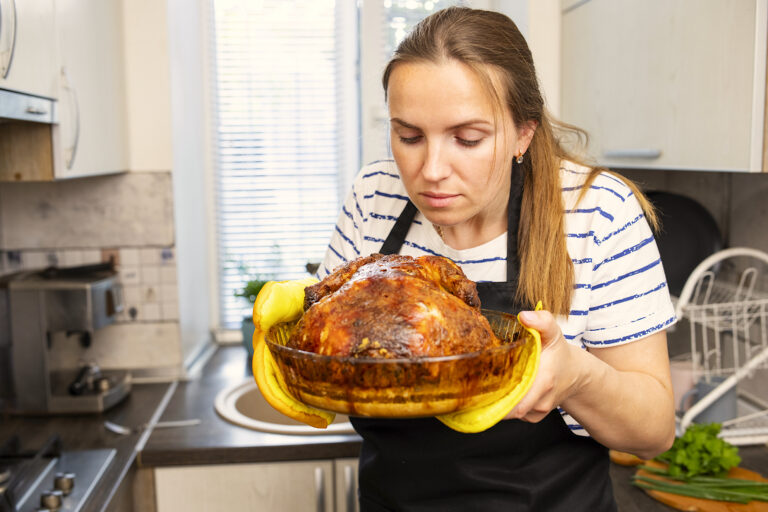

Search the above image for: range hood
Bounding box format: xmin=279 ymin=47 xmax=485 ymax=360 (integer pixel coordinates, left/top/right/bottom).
xmin=0 ymin=88 xmax=56 ymax=124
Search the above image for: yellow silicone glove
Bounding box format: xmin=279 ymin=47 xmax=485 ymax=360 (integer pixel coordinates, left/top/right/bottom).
xmin=437 ymin=302 xmax=543 ymax=433
xmin=251 ymin=277 xmax=336 ymax=429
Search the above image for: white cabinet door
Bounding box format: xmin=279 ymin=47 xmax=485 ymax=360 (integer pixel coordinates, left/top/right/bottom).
xmin=154 ymin=460 xmax=335 ymax=512
xmin=334 ymin=458 xmax=359 ymax=512
xmin=53 ymin=0 xmax=128 ymax=178
xmin=561 ymin=0 xmax=767 ymax=172
xmin=0 ymin=0 xmax=57 ymax=99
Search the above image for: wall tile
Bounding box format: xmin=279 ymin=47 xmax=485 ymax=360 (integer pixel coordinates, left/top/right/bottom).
xmin=120 ymin=247 xmax=140 ymax=266
xmin=140 ymin=265 xmax=161 ymax=285
xmin=160 ymin=283 xmax=177 ymax=303
xmin=47 ymin=322 xmax=182 ymax=371
xmin=4 ymin=251 xmax=22 ymax=272
xmin=140 ymin=247 xmax=163 ymax=266
xmin=160 ymin=265 xmax=177 ymax=284
xmin=161 ymin=247 xmax=175 ymax=264
xmin=24 ymin=250 xmax=48 ymax=270
xmin=142 ymin=303 xmax=161 ymax=322
xmin=59 ymin=250 xmax=84 ymax=267
xmin=161 ymin=301 xmax=179 ymax=321
xmin=142 ymin=285 xmax=159 ymax=303
xmin=123 ymin=284 xmax=141 ymax=305
xmin=81 ymin=249 xmax=102 ymax=265
xmin=120 ymin=266 xmax=141 ymax=286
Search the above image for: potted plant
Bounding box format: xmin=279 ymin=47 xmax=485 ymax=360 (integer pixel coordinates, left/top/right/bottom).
xmin=235 ymin=277 xmax=270 ymax=358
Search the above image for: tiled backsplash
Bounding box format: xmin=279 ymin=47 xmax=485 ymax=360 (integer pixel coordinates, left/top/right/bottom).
xmin=0 ymin=172 xmax=186 ymax=378
xmin=0 ymin=246 xmax=179 ymax=324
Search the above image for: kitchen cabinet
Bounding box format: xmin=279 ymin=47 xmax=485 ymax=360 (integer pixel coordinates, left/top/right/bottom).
xmin=52 ymin=0 xmax=128 ymax=178
xmin=154 ymin=459 xmax=354 ymax=511
xmin=0 ymin=0 xmax=129 ymax=181
xmin=335 ymin=457 xmax=359 ymax=512
xmin=560 ymin=0 xmax=768 ymax=172
xmin=0 ymin=0 xmax=57 ymax=99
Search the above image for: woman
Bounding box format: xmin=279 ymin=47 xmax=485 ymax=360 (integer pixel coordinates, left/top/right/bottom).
xmin=317 ymin=7 xmax=676 ymax=511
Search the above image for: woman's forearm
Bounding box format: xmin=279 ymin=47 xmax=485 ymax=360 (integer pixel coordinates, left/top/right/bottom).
xmin=560 ymin=337 xmax=676 ymax=459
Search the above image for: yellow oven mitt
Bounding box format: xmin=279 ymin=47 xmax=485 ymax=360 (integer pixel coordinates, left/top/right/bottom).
xmin=437 ymin=302 xmax=543 ymax=433
xmin=251 ymin=277 xmax=336 ymax=429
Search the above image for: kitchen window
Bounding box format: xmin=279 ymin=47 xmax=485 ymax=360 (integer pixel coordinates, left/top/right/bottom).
xmin=210 ymin=0 xmax=492 ymax=329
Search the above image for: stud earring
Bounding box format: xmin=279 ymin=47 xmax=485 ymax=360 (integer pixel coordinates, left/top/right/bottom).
xmin=516 ymin=151 xmax=524 ymax=164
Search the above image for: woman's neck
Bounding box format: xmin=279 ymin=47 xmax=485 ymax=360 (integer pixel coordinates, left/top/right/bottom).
xmin=436 ymin=212 xmax=508 ymax=250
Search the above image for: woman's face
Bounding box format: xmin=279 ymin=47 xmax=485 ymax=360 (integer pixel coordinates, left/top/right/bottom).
xmin=387 ymin=60 xmax=534 ymax=240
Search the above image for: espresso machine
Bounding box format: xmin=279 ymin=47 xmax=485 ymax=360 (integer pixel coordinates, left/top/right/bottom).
xmin=0 ymin=262 xmax=131 ymax=414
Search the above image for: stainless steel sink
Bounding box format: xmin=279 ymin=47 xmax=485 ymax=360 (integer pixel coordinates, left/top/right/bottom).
xmin=214 ymin=379 xmax=355 ymax=435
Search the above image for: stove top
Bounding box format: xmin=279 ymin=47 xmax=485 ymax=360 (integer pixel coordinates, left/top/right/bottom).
xmin=0 ymin=435 xmax=115 ymax=512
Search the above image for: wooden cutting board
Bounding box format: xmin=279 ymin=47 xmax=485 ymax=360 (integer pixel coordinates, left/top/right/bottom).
xmin=634 ymin=459 xmax=768 ymax=512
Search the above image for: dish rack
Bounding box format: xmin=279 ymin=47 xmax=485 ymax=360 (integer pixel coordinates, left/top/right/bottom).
xmin=675 ymin=247 xmax=768 ymax=445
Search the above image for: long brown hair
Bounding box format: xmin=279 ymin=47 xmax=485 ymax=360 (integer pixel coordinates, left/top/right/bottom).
xmin=382 ymin=7 xmax=656 ymax=315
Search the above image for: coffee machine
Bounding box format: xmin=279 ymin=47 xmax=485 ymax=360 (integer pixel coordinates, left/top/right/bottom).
xmin=0 ymin=262 xmax=131 ymax=414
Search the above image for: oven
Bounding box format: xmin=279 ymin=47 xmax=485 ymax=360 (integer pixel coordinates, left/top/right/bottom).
xmin=0 ymin=435 xmax=115 ymax=512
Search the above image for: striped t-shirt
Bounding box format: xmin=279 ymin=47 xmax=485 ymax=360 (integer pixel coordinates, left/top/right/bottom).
xmin=317 ymin=158 xmax=677 ymax=436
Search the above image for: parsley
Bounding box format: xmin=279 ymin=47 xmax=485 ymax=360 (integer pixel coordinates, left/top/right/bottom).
xmin=655 ymin=423 xmax=741 ymax=478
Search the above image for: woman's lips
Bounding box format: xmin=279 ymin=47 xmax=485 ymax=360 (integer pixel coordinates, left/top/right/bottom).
xmin=421 ymin=192 xmax=458 ymax=208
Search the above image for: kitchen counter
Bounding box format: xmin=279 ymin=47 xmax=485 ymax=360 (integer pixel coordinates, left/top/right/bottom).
xmin=142 ymin=345 xmax=768 ymax=511
xmin=139 ymin=345 xmax=361 ymax=467
xmin=0 ymin=382 xmax=170 ymax=512
xmin=3 ymin=345 xmax=768 ymax=511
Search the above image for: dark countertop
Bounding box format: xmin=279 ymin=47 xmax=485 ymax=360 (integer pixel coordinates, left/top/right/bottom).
xmin=0 ymin=382 xmax=170 ymax=512
xmin=139 ymin=344 xmax=361 ymax=467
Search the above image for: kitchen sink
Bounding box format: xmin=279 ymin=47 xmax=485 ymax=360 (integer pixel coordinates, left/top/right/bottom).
xmin=214 ymin=379 xmax=355 ymax=435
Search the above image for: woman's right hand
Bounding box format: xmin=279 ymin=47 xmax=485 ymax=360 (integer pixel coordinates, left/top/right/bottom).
xmin=504 ymin=309 xmax=583 ymax=423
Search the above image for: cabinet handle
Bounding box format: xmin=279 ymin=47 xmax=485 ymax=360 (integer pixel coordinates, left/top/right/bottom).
xmin=562 ymin=0 xmax=593 ymax=15
xmin=603 ymin=149 xmax=662 ymax=160
xmin=0 ymin=0 xmax=17 ymax=79
xmin=61 ymin=67 xmax=81 ymax=170
xmin=344 ymin=464 xmax=357 ymax=512
xmin=25 ymin=105 xmax=49 ymax=116
xmin=314 ymin=466 xmax=326 ymax=512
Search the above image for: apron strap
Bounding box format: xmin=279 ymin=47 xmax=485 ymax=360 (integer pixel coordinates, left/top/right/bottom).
xmin=506 ymin=160 xmax=525 ymax=283
xmin=379 ymin=200 xmax=418 ymax=256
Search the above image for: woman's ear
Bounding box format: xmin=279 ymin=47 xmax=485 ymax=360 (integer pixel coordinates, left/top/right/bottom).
xmin=518 ymin=120 xmax=538 ymax=154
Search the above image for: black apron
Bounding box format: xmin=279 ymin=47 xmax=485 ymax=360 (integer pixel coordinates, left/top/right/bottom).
xmin=351 ymin=165 xmax=617 ymax=511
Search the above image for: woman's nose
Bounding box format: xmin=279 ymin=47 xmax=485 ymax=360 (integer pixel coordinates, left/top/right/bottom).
xmin=421 ymin=141 xmax=451 ymax=181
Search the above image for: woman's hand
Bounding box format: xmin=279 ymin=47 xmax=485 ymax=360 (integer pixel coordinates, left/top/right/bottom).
xmin=503 ymin=308 xmax=676 ymax=459
xmin=504 ymin=309 xmax=582 ymax=422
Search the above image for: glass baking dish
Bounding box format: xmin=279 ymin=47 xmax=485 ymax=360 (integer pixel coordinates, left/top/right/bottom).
xmin=265 ymin=309 xmax=533 ymax=417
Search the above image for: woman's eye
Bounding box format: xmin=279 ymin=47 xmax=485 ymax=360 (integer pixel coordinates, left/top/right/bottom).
xmin=456 ymin=137 xmax=481 ymax=147
xmin=399 ymin=135 xmax=422 ymax=144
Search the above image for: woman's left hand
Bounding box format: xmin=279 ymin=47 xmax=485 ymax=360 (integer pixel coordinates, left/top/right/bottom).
xmin=504 ymin=309 xmax=582 ymax=422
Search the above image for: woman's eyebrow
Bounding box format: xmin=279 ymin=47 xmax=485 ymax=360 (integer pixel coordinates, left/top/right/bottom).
xmin=390 ymin=118 xmax=420 ymax=129
xmin=390 ymin=118 xmax=492 ymax=130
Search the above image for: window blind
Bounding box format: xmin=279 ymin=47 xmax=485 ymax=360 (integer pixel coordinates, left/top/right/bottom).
xmin=211 ymin=0 xmax=356 ymax=328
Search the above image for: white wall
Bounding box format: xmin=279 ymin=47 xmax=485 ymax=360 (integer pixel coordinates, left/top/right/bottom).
xmin=166 ymin=0 xmax=216 ymax=368
xmin=527 ymin=0 xmax=561 ymax=116
xmin=122 ymin=0 xmax=173 ymax=172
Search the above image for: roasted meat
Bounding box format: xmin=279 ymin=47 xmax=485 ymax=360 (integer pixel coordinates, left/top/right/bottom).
xmin=288 ymin=254 xmax=501 ymax=358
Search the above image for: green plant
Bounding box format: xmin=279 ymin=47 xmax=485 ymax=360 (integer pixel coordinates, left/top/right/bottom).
xmin=627 ymin=423 xmax=767 ymax=504
xmin=633 ymin=465 xmax=768 ymax=504
xmin=231 ymin=256 xmax=272 ymax=307
xmin=655 ymin=423 xmax=741 ymax=478
xmin=234 ymin=278 xmax=270 ymax=306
